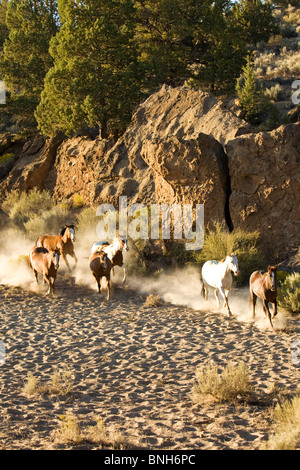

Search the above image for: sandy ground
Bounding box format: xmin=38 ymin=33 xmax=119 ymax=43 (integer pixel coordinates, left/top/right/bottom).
xmin=0 ymin=252 xmax=299 ymax=450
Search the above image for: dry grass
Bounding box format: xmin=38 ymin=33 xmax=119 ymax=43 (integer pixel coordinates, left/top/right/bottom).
xmin=192 ymin=361 xmax=254 ymax=404
xmin=23 ymin=367 xmax=74 ymax=397
xmin=144 ymin=294 xmax=161 ymax=307
xmin=52 ymin=414 xmax=133 ymax=449
xmin=261 ymin=395 xmax=300 ymax=450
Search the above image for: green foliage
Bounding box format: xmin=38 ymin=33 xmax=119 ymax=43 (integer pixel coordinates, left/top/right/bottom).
xmin=236 ymin=55 xmax=269 ymax=123
xmin=35 ymin=0 xmax=142 ymax=138
xmin=278 ymin=272 xmax=300 ymax=314
xmin=0 ymin=0 xmax=58 ymax=134
xmin=0 ymin=0 xmax=281 ymax=135
xmin=190 ymin=222 xmax=265 ymax=286
xmin=0 ymin=152 xmax=14 ymax=165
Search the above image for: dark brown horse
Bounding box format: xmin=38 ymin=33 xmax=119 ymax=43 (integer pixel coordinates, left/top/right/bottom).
xmin=249 ymin=266 xmax=278 ymax=329
xmin=89 ymin=250 xmax=112 ymax=300
xmin=29 ymin=246 xmax=60 ymax=296
xmin=36 ymin=225 xmax=78 ymax=272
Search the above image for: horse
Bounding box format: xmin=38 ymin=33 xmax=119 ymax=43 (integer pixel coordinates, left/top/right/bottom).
xmin=29 ymin=246 xmax=60 ymax=296
xmin=91 ymin=235 xmax=129 ymax=283
xmin=36 ymin=224 xmax=78 ymax=272
xmin=89 ymin=250 xmax=112 ymax=300
xmin=200 ymin=254 xmax=240 ymax=316
xmin=249 ymin=266 xmax=278 ymax=329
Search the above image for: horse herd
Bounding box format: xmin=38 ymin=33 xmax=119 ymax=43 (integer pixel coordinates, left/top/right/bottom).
xmin=28 ymin=224 xmax=129 ymax=299
xmin=28 ymin=225 xmax=278 ymax=329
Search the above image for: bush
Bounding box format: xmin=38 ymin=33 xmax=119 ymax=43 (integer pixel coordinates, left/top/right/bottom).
xmin=24 ymin=204 xmax=71 ymax=238
xmin=73 ymin=193 xmax=85 ymax=207
xmin=76 ymin=206 xmax=99 ymax=234
xmin=278 ymin=272 xmax=300 ymax=314
xmin=261 ymin=395 xmax=300 ymax=450
xmin=192 ymin=361 xmax=253 ymax=404
xmin=2 ymin=188 xmax=53 ymax=227
xmin=190 ymin=222 xmax=265 ymax=286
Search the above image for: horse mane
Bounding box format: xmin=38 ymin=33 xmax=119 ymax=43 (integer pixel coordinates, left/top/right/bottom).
xmin=60 ymin=224 xmax=75 ymax=236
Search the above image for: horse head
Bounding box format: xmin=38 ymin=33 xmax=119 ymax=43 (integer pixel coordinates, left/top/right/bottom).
xmin=120 ymin=236 xmax=129 ymax=251
xmin=51 ymin=249 xmax=60 ymax=269
xmin=227 ymin=253 xmax=240 ymax=276
xmin=114 ymin=235 xmax=129 ymax=252
xmin=267 ymin=265 xmax=277 ymax=291
xmin=61 ymin=225 xmax=76 ymax=242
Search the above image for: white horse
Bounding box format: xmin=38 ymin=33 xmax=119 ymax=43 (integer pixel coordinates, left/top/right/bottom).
xmin=91 ymin=235 xmax=129 ymax=283
xmin=200 ymin=254 xmax=240 ymax=316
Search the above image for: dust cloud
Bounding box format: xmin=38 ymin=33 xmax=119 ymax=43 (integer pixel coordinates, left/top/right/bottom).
xmin=0 ymin=228 xmax=287 ymax=330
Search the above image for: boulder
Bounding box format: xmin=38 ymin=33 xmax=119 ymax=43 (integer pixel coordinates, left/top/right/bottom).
xmin=226 ymin=123 xmax=300 ymax=260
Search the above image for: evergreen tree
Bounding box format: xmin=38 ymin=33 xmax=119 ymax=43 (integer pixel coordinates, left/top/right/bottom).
xmin=236 ymin=55 xmax=268 ymax=123
xmin=0 ymin=0 xmax=58 ymax=132
xmin=36 ymin=0 xmax=142 ymax=139
xmin=0 ymin=0 xmax=8 ymax=50
xmin=232 ymin=0 xmax=279 ymax=45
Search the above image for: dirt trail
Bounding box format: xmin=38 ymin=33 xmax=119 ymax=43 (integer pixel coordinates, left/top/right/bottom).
xmin=0 ymin=269 xmax=299 ymax=450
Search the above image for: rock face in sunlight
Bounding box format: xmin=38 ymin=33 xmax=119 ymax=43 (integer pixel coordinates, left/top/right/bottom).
xmin=226 ymin=123 xmax=300 ymax=259
xmin=0 ymin=85 xmax=299 ymax=261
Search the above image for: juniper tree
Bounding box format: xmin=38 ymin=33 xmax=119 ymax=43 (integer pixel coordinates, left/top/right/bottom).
xmin=36 ymin=0 xmax=142 ymax=139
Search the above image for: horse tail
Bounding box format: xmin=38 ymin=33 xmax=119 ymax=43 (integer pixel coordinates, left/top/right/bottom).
xmin=199 ymin=272 xmax=205 ymax=299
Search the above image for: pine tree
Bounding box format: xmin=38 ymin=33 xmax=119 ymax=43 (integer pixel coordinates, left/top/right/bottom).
xmin=36 ymin=0 xmax=142 ymax=139
xmin=236 ymin=55 xmax=268 ymax=123
xmin=0 ymin=0 xmax=58 ymax=132
xmin=0 ymin=0 xmax=8 ymax=50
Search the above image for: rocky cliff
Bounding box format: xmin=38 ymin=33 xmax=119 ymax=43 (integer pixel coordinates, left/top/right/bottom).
xmin=0 ymin=85 xmax=299 ymax=261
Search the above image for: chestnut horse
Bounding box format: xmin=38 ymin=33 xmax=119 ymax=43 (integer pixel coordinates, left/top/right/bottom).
xmin=249 ymin=266 xmax=278 ymax=329
xmin=89 ymin=250 xmax=112 ymax=300
xmin=36 ymin=225 xmax=78 ymax=272
xmin=29 ymin=246 xmax=60 ymax=296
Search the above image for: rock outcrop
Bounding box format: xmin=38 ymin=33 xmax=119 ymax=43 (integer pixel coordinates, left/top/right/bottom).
xmin=226 ymin=123 xmax=300 ymax=259
xmin=0 ymin=85 xmax=299 ymax=261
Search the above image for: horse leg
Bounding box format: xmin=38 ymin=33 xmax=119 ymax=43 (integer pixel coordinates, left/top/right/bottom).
xmin=263 ymin=300 xmax=274 ymax=329
xmin=250 ymin=289 xmax=257 ymax=319
xmin=69 ymin=250 xmax=78 ymax=269
xmin=271 ymin=299 xmax=278 ymax=318
xmin=219 ymin=287 xmax=231 ymax=316
xmin=44 ymin=275 xmax=51 ymax=296
xmin=122 ymin=264 xmax=126 ymax=284
xmin=33 ymin=269 xmax=39 ymax=284
xmin=214 ymin=289 xmax=220 ymax=307
xmin=62 ymin=253 xmax=71 ymax=272
xmin=107 ymin=275 xmax=110 ymax=300
xmin=203 ymin=281 xmax=208 ymax=301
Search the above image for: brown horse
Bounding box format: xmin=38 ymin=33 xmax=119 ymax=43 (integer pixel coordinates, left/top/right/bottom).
xmin=249 ymin=266 xmax=278 ymax=329
xmin=29 ymin=246 xmax=60 ymax=296
xmin=36 ymin=225 xmax=78 ymax=272
xmin=89 ymin=250 xmax=112 ymax=300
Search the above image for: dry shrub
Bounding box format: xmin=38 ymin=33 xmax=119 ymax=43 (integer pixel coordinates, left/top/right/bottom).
xmin=261 ymin=395 xmax=300 ymax=450
xmin=144 ymin=294 xmax=161 ymax=307
xmin=192 ymin=361 xmax=253 ymax=404
xmin=53 ymin=414 xmax=132 ymax=449
xmin=23 ymin=367 xmax=74 ymax=397
xmin=2 ymin=189 xmax=53 ymax=227
xmin=278 ymin=272 xmax=300 ymax=314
